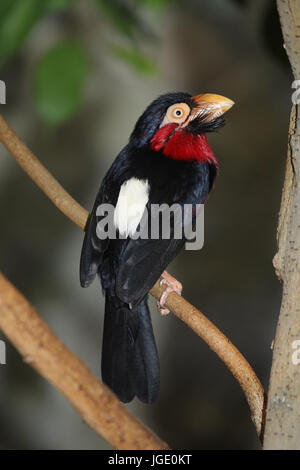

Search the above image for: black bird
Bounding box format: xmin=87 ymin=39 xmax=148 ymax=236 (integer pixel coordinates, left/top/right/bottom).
xmin=80 ymin=92 xmax=234 ymax=403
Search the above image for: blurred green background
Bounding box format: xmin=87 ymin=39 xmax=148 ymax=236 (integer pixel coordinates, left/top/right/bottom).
xmin=0 ymin=0 xmax=291 ymax=449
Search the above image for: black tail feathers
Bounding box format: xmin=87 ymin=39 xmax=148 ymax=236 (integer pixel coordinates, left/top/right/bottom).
xmin=101 ymin=293 xmax=160 ymax=404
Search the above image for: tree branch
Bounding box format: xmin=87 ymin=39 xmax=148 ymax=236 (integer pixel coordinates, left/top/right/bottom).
xmin=150 ymin=281 xmax=266 ymax=437
xmin=0 ymin=113 xmax=265 ymax=440
xmin=0 ymin=273 xmax=168 ymax=450
xmin=263 ymin=0 xmax=300 ymax=449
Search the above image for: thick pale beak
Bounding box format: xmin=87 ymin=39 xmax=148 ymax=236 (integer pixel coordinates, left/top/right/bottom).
xmin=187 ymin=93 xmax=234 ymax=124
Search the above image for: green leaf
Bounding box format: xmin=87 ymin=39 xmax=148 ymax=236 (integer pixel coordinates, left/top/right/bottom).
xmin=45 ymin=0 xmax=76 ymax=11
xmin=33 ymin=41 xmax=89 ymax=125
xmin=110 ymin=45 xmax=157 ymax=75
xmin=0 ymin=0 xmax=45 ymax=65
xmin=0 ymin=0 xmax=16 ymax=18
xmin=95 ymin=0 xmax=148 ymax=39
xmin=136 ymin=0 xmax=173 ymax=9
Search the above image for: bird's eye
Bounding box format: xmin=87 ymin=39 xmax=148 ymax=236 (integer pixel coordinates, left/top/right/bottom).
xmin=163 ymin=102 xmax=190 ymax=126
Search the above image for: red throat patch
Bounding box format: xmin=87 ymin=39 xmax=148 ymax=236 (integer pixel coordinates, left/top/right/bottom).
xmin=151 ymin=124 xmax=217 ymax=165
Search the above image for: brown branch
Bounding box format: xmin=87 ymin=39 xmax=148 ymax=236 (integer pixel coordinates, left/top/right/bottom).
xmin=0 ymin=113 xmax=265 ymax=439
xmin=263 ymin=1 xmax=300 ymax=449
xmin=150 ymin=281 xmax=266 ymax=437
xmin=0 ymin=273 xmax=168 ymax=450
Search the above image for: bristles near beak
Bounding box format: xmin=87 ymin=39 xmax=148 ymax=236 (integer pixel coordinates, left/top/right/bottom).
xmin=185 ymin=93 xmax=234 ymax=125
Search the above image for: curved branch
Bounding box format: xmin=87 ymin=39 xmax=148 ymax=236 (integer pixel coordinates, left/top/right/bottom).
xmin=150 ymin=281 xmax=266 ymax=437
xmin=0 ymin=273 xmax=168 ymax=450
xmin=0 ymin=113 xmax=265 ymax=439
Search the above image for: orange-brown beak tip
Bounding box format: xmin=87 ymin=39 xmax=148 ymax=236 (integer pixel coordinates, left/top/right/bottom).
xmin=191 ymin=93 xmax=234 ymax=122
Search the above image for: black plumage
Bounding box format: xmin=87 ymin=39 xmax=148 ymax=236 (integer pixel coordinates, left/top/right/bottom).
xmin=80 ymin=92 xmax=230 ymax=403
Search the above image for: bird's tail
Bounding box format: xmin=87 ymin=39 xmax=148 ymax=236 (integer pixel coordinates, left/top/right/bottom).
xmin=101 ymin=292 xmax=160 ymax=403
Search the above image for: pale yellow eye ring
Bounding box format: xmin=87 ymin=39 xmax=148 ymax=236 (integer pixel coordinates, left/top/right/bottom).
xmin=165 ymin=102 xmax=190 ymax=124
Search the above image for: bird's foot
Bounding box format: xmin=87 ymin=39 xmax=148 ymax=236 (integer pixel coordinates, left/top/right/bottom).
xmin=157 ymin=271 xmax=182 ymax=316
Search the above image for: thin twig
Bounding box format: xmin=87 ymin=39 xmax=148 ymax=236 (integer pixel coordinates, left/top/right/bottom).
xmin=0 ymin=113 xmax=265 ymax=439
xmin=0 ymin=273 xmax=169 ymax=450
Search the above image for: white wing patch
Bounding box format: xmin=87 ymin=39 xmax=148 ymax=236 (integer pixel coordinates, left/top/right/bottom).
xmin=114 ymin=177 xmax=149 ymax=237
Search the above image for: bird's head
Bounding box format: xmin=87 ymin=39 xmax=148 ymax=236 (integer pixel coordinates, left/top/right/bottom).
xmin=130 ymin=92 xmax=234 ymax=163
